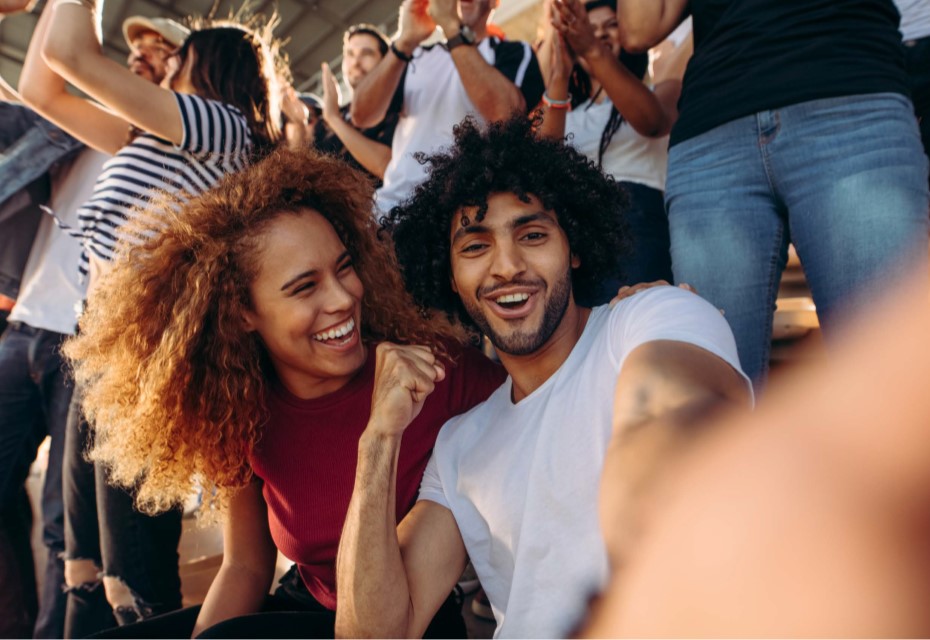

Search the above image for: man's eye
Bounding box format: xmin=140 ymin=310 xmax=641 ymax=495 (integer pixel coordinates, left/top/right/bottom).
xmin=339 ymin=260 xmax=355 ymax=272
xmin=462 ymin=243 xmax=487 ymax=253
xmin=523 ymin=232 xmax=546 ymax=241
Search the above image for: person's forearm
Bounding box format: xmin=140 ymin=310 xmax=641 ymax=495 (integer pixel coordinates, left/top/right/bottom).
xmin=350 ymin=51 xmax=407 ymax=129
xmin=19 ymin=0 xmax=65 ymax=111
xmin=616 ymin=0 xmax=687 ymax=52
xmin=42 ymin=0 xmax=105 ymax=85
xmin=601 ymin=392 xmax=736 ymax=568
xmin=324 ymin=115 xmax=392 ymax=179
xmin=584 ymin=46 xmax=672 ymax=138
xmin=537 ymin=77 xmax=569 ymax=141
xmin=335 ymin=430 xmax=412 ymax=638
xmin=451 ymin=45 xmax=526 ymax=122
xmin=193 ymin=564 xmax=273 ymax=637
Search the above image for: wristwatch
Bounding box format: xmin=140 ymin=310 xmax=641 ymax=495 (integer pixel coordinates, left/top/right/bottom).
xmin=446 ymin=24 xmax=477 ymax=50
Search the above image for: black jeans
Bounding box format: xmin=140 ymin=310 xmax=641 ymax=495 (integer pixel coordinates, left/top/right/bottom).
xmin=0 ymin=323 xmax=73 ymax=638
xmin=63 ymin=389 xmax=182 ymax=638
xmin=91 ymin=565 xmax=467 ymax=639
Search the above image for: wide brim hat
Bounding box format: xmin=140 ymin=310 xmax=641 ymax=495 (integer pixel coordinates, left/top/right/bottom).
xmin=122 ymin=16 xmax=190 ymax=48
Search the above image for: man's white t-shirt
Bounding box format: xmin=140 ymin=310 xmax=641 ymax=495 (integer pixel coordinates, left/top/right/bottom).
xmin=10 ymin=148 xmax=108 ymax=335
xmin=419 ymin=287 xmax=750 ymax=638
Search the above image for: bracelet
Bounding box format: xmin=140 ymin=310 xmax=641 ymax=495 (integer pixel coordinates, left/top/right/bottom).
xmin=542 ymin=93 xmax=571 ymax=110
xmin=390 ymin=41 xmax=413 ymax=63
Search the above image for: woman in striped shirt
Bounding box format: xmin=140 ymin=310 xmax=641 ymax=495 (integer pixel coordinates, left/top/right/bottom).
xmin=20 ymin=0 xmax=281 ymax=634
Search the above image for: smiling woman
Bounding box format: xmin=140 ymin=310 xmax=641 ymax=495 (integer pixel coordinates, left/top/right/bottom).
xmin=63 ymin=146 xmax=505 ymax=638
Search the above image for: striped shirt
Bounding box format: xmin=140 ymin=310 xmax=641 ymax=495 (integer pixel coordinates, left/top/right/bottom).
xmin=75 ymin=92 xmax=251 ymax=274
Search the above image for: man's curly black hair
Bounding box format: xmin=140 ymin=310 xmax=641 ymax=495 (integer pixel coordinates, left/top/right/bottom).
xmin=383 ymin=114 xmax=631 ymax=330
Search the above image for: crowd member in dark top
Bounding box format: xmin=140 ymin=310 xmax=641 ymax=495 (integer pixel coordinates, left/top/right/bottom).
xmin=352 ymin=0 xmax=545 ymax=213
xmin=539 ymin=0 xmax=679 ymax=304
xmin=64 ymin=146 xmax=504 ymax=638
xmin=20 ymin=0 xmax=281 ymax=634
xmin=618 ymin=0 xmax=930 ymax=387
xmin=313 ymin=24 xmax=399 ymax=185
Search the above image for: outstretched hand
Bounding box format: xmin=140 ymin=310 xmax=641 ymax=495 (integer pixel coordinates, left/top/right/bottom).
xmin=320 ymin=62 xmax=342 ymax=123
xmin=367 ymin=343 xmax=446 ymax=437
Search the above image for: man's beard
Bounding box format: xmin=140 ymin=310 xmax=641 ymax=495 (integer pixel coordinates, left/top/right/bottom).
xmin=463 ymin=268 xmax=573 ymax=356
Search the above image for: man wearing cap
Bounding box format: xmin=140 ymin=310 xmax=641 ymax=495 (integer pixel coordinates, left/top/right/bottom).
xmin=0 ymin=13 xmax=186 ymax=639
xmin=350 ymin=0 xmax=545 ymax=214
xmin=123 ymin=16 xmax=189 ymax=86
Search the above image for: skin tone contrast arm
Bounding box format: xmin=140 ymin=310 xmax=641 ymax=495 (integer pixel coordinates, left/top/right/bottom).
xmin=429 ymin=0 xmax=526 ymax=121
xmin=552 ymin=0 xmax=679 ymax=138
xmin=600 ymin=338 xmax=751 ymax=569
xmin=25 ymin=1 xmax=185 ymax=152
xmin=350 ymin=0 xmax=434 ymax=128
xmin=615 ymin=0 xmax=689 ymax=52
xmin=335 ymin=343 xmax=468 ymax=638
xmin=320 ymin=63 xmax=392 ymax=179
xmin=192 ymin=480 xmax=278 ymax=637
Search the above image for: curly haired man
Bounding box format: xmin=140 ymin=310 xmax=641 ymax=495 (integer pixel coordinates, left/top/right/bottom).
xmin=335 ymin=116 xmax=753 ymax=638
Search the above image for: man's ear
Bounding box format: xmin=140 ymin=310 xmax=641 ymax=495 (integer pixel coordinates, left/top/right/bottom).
xmin=450 ymin=272 xmax=459 ymax=294
xmin=571 ymin=252 xmax=581 ymax=269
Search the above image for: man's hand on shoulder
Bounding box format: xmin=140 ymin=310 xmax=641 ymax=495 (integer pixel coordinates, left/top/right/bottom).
xmin=609 ymin=280 xmax=696 ymax=307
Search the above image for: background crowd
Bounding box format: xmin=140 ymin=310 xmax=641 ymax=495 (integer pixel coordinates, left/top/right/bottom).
xmin=0 ymin=0 xmax=928 ymax=637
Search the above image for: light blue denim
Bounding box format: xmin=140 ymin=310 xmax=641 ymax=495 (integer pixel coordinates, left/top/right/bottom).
xmin=666 ymin=92 xmax=930 ymax=386
xmin=0 ymin=104 xmax=82 ymax=205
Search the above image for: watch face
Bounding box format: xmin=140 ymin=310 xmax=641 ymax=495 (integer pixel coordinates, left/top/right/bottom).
xmin=461 ymin=25 xmax=476 ymax=43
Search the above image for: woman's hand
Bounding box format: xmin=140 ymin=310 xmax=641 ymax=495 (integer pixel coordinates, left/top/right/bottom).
xmin=552 ymin=0 xmax=603 ymax=60
xmin=544 ymin=27 xmax=574 ymax=95
xmin=366 ymin=343 xmax=446 ymax=438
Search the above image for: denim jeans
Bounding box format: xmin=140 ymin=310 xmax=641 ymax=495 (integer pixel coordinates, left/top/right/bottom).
xmin=0 ymin=104 xmax=82 ymax=206
xmin=582 ymin=181 xmax=673 ymax=306
xmin=63 ymin=390 xmax=183 ymax=638
xmin=0 ymin=323 xmax=73 ymax=638
xmin=666 ymin=92 xmax=930 ymax=386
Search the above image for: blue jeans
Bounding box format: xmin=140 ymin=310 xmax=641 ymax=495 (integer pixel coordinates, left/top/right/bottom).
xmin=666 ymin=92 xmax=930 ymax=385
xmin=0 ymin=323 xmax=73 ymax=638
xmin=63 ymin=389 xmax=182 ymax=638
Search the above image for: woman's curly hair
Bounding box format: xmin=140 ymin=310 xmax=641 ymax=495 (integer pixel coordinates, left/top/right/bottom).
xmin=383 ymin=115 xmax=631 ymax=329
xmin=64 ymin=146 xmax=462 ymax=519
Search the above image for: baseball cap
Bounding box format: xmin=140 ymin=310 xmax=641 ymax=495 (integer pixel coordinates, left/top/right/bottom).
xmin=122 ymin=16 xmax=190 ymax=49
